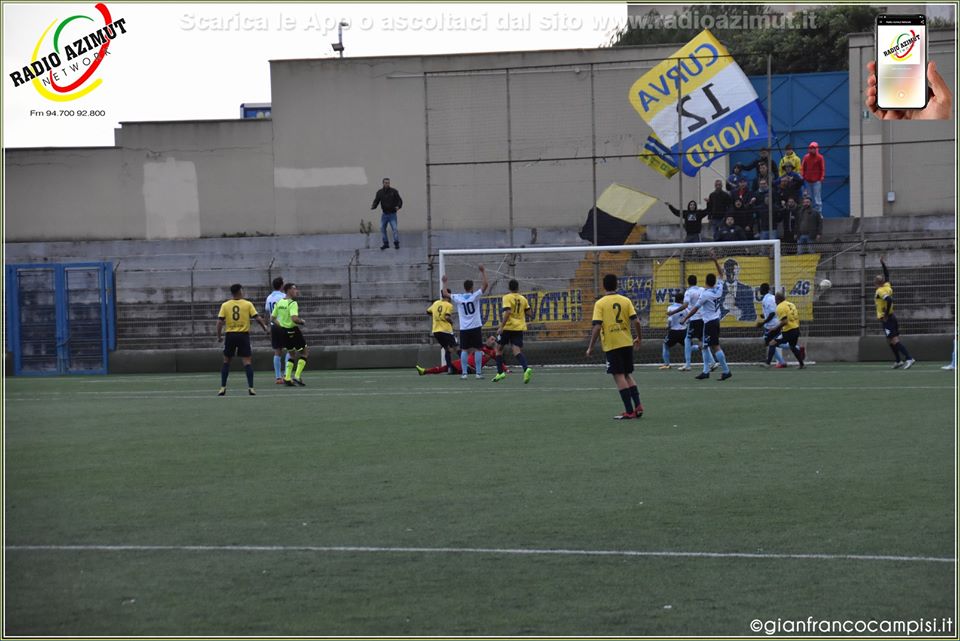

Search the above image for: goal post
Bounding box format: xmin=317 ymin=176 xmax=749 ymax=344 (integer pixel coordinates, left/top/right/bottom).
xmin=437 ymin=240 xmax=785 ymax=367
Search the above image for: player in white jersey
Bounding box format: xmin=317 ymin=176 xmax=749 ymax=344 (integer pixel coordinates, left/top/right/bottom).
xmin=264 ymin=276 xmax=289 ymax=383
xmin=667 ymin=274 xmax=705 ymax=371
xmin=755 ymin=282 xmax=787 ymax=368
xmin=681 ymin=253 xmax=732 ymax=380
xmin=660 ymin=292 xmax=693 ymax=369
xmin=443 ymin=265 xmax=490 ymax=380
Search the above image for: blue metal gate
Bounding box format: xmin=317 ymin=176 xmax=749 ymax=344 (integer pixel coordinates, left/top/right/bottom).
xmin=730 ymin=71 xmax=850 ymax=218
xmin=5 ymin=262 xmax=115 ymax=376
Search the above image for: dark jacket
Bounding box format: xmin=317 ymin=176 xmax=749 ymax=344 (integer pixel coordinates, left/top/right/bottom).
xmin=705 ymin=189 xmax=733 ymax=221
xmin=372 ymin=187 xmax=403 ymax=214
xmin=716 ymin=222 xmax=747 ymax=242
xmin=667 ymin=203 xmax=709 ymax=235
xmin=795 ymin=205 xmax=823 ymax=237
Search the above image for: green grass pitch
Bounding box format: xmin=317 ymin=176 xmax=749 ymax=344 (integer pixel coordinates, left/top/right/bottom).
xmin=4 ymin=363 xmax=956 ymax=635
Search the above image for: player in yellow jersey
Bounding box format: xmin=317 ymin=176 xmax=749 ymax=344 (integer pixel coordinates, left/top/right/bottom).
xmin=875 ymin=256 xmax=916 ymax=369
xmin=272 ymin=283 xmax=310 ymax=386
xmin=216 ymin=284 xmax=269 ymax=396
xmin=426 ymin=289 xmax=457 ymax=374
xmin=492 ymin=279 xmax=534 ymax=384
xmin=586 ymin=273 xmax=644 ymax=419
xmin=764 ymin=291 xmax=805 ymax=369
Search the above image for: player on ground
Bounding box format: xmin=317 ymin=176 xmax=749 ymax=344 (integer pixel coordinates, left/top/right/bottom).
xmin=217 ymin=284 xmax=269 ymax=396
xmin=765 ymin=291 xmax=806 ymax=369
xmin=492 ymin=279 xmax=534 ymax=384
xmin=417 ymin=336 xmax=506 ymax=376
xmin=426 ymin=289 xmax=457 ymax=374
xmin=681 ymin=253 xmax=733 ymax=381
xmin=755 ymin=282 xmax=788 ymax=368
xmin=586 ymin=273 xmax=644 ymax=420
xmin=265 ymin=276 xmax=289 ymax=384
xmin=272 ymin=283 xmax=309 ymax=386
xmin=667 ymin=274 xmax=705 ymax=371
xmin=875 ymin=256 xmax=916 ymax=369
xmin=660 ymin=292 xmax=689 ymax=369
xmin=445 ymin=265 xmax=489 ymax=380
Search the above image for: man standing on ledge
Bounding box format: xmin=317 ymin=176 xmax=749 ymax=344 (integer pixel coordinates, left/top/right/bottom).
xmin=371 ymin=177 xmax=403 ymax=250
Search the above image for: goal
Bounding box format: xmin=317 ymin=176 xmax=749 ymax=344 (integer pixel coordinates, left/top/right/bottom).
xmin=438 ymin=240 xmax=788 ymax=367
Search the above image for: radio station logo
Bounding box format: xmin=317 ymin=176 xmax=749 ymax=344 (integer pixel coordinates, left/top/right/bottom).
xmin=8 ymin=3 xmax=127 ymax=102
xmin=883 ymin=30 xmax=920 ymax=62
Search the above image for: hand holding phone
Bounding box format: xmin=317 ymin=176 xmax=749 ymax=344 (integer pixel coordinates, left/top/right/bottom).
xmin=866 ymin=60 xmax=953 ymax=120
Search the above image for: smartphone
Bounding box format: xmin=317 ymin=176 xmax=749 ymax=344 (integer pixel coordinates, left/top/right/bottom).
xmin=876 ymin=14 xmax=928 ymax=110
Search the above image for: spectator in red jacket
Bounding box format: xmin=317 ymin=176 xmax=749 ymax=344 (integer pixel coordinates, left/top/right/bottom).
xmin=801 ymin=142 xmax=825 ymax=212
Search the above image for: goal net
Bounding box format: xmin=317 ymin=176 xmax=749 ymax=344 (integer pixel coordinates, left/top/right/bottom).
xmin=438 ymin=240 xmax=795 ymax=367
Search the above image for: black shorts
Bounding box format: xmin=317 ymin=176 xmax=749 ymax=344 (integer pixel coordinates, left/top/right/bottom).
xmin=605 ymin=346 xmax=635 ymax=375
xmin=433 ymin=331 xmax=457 ymax=350
xmin=498 ymin=330 xmax=524 ymax=348
xmin=763 ymin=328 xmax=782 ymax=344
xmin=663 ymin=329 xmax=686 ymax=348
xmin=459 ymin=327 xmax=483 ymax=350
xmin=702 ymin=319 xmax=721 ymax=347
xmin=223 ymin=332 xmax=252 ymax=358
xmin=270 ymin=324 xmax=285 ymax=350
xmin=687 ymin=319 xmax=704 ymax=341
xmin=282 ymin=326 xmax=307 ymax=351
xmin=882 ymin=314 xmax=900 ymax=338
xmin=777 ymin=328 xmax=801 ymax=348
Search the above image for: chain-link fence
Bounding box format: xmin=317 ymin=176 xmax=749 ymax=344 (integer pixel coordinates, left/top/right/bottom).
xmin=114 ymin=257 xmax=433 ymax=350
xmin=111 ymin=237 xmax=953 ymax=351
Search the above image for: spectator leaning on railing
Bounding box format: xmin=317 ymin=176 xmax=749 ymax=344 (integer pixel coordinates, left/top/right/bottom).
xmin=716 ymin=215 xmax=747 ymax=242
xmin=666 ymin=200 xmax=710 ymax=243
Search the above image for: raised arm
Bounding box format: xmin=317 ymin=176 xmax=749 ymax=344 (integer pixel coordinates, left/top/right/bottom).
xmin=880 ymin=256 xmax=890 ymax=284
xmin=666 ymin=203 xmax=681 ymax=218
xmin=478 ymin=264 xmax=489 ymax=294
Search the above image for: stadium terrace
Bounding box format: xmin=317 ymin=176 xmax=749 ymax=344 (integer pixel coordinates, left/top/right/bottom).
xmin=8 ymin=18 xmax=127 ymax=88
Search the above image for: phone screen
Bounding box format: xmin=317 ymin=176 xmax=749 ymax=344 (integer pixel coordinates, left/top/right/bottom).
xmin=876 ymin=15 xmax=927 ymax=110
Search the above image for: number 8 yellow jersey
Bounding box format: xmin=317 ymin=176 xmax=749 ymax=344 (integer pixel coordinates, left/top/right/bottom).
xmin=592 ymin=294 xmax=637 ymax=352
xmin=218 ymin=298 xmax=258 ymax=333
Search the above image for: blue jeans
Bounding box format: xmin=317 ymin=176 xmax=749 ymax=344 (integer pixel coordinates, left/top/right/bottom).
xmin=797 ymin=234 xmax=812 ymax=254
xmin=381 ymin=212 xmax=398 ymax=245
xmin=759 ymin=230 xmax=779 ymax=240
xmin=808 ymin=181 xmax=822 ymax=212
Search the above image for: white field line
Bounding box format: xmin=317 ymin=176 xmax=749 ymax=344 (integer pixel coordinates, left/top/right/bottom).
xmin=3 ymin=385 xmax=954 ymax=402
xmin=5 ymin=544 xmax=954 ymax=564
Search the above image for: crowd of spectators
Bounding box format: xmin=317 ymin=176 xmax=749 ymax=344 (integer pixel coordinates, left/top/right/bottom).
xmin=667 ymin=143 xmax=825 ymax=253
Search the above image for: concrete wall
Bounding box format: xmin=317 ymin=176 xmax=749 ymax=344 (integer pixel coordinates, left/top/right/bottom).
xmin=5 ymin=36 xmax=955 ymax=243
xmin=268 ymin=45 xmax=724 ymax=238
xmin=848 ymin=30 xmax=956 ymax=219
xmin=5 ymin=147 xmax=143 ymax=240
xmin=5 ymin=119 xmax=273 ymax=241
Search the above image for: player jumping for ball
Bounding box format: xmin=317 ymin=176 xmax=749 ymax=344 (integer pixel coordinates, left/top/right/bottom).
xmin=875 ymin=256 xmax=916 ymax=369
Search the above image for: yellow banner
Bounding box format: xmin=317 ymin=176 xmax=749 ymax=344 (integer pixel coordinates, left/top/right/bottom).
xmin=650 ymin=254 xmax=820 ymax=328
xmin=478 ymin=290 xmax=584 ymax=329
xmin=628 ymin=29 xmax=730 ymax=121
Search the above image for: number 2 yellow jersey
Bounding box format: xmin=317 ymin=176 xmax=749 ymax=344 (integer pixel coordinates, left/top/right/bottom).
xmin=592 ymin=294 xmax=637 ymax=352
xmin=427 ymin=299 xmax=454 ymax=334
xmin=218 ymin=298 xmax=258 ymax=333
xmin=501 ymin=292 xmax=531 ymax=331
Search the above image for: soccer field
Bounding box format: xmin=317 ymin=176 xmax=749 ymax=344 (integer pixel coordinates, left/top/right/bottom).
xmin=4 ymin=364 xmax=956 ymax=636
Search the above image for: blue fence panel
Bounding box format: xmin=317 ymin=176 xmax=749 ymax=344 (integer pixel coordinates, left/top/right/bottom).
xmin=730 ymin=71 xmax=849 ymax=218
xmin=6 ymin=262 xmax=114 ymax=376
